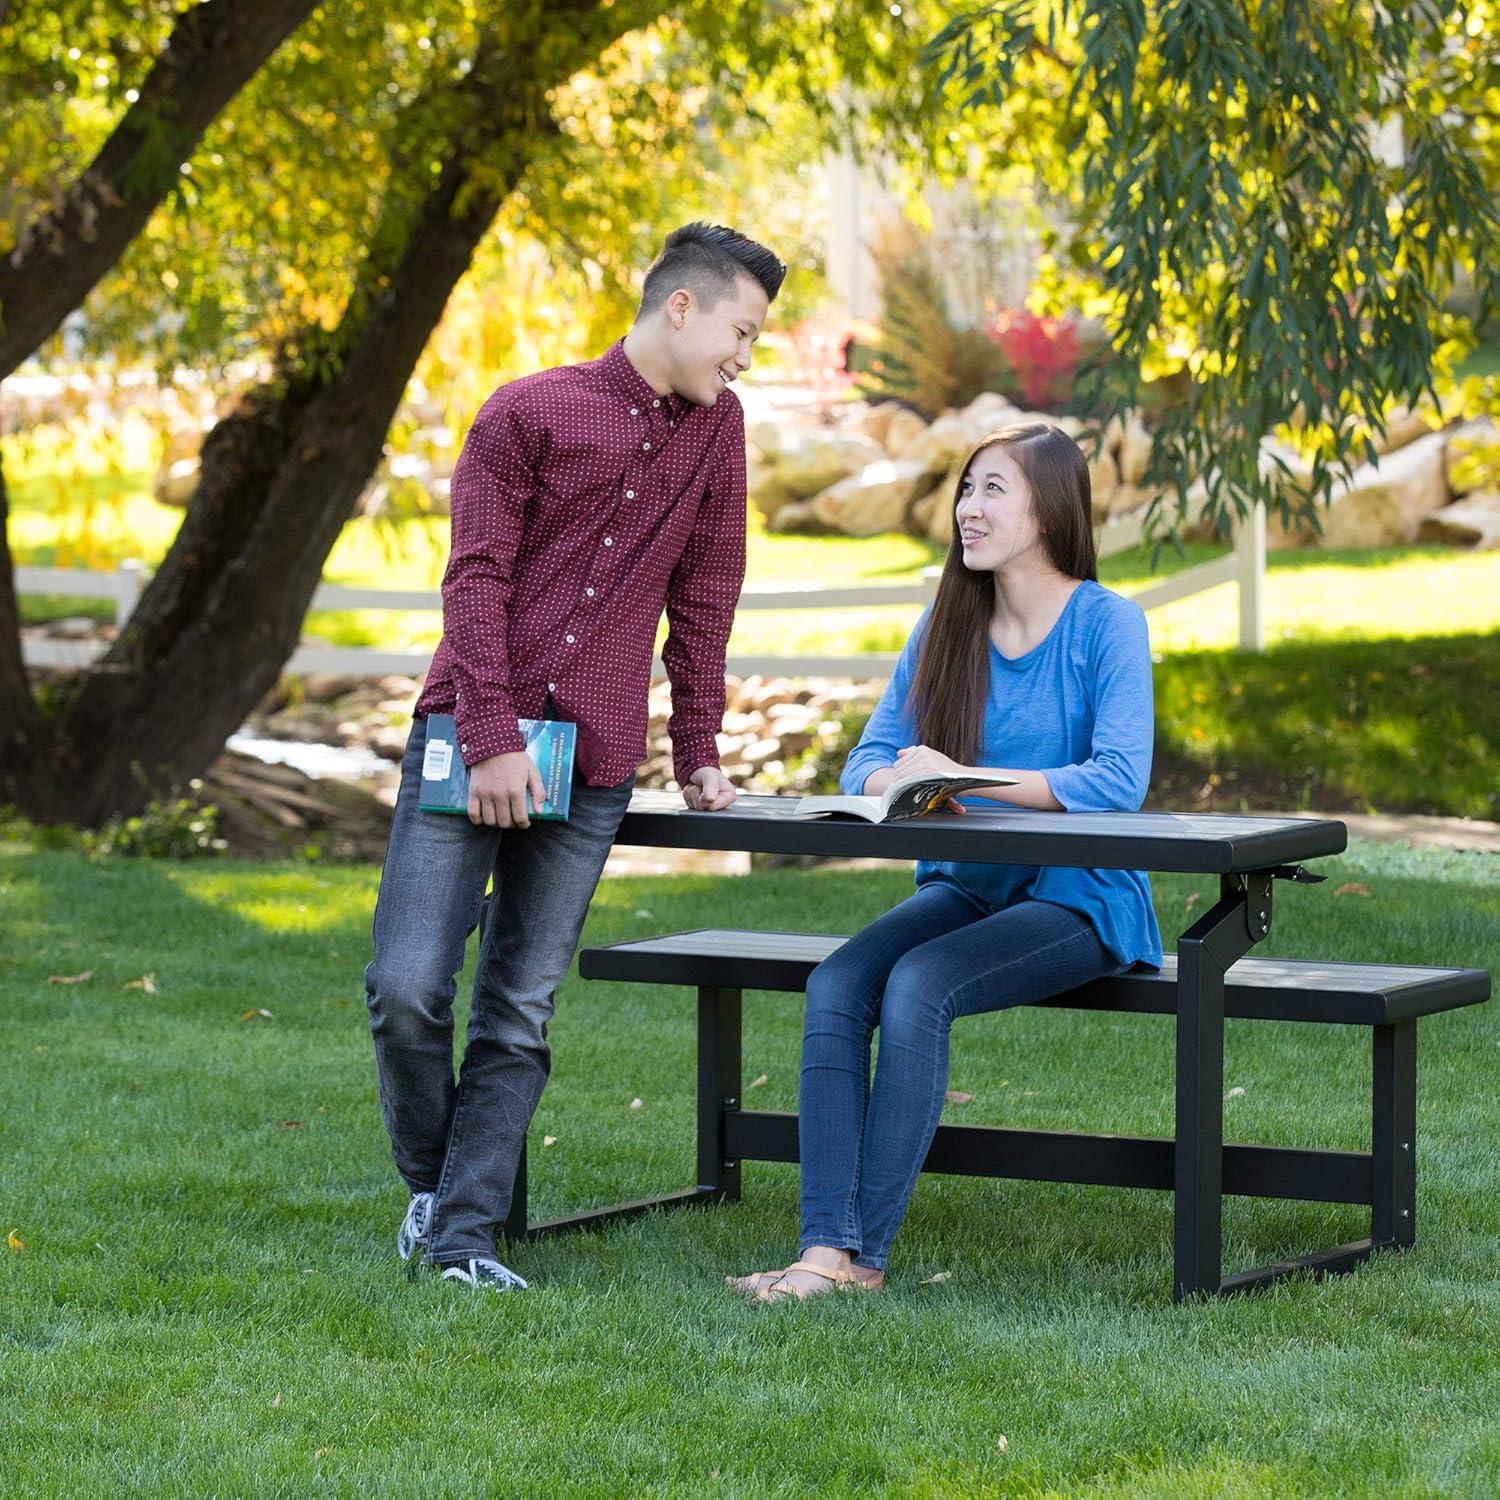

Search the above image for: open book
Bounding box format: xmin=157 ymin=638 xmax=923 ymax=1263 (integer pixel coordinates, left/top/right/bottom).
xmin=793 ymin=772 xmax=1018 ymax=823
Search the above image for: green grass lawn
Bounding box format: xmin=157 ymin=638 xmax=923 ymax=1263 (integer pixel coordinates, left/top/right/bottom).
xmin=3 ymin=841 xmax=1496 ymax=1492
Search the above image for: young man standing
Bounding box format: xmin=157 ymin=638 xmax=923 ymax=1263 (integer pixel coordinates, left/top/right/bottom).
xmin=365 ymin=223 xmax=784 ymax=1292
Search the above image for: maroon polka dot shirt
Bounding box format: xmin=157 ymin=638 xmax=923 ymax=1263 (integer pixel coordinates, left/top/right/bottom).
xmin=415 ymin=340 xmax=746 ymax=788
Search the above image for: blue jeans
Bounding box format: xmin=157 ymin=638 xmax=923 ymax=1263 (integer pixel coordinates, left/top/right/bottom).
xmin=364 ymin=716 xmax=633 ymax=1264
xmin=799 ymin=882 xmax=1120 ymax=1271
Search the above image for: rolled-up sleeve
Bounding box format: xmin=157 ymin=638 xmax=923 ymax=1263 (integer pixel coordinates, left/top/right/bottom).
xmin=442 ymin=390 xmax=538 ymax=766
xmin=1043 ymin=600 xmax=1153 ymax=811
xmin=662 ymin=401 xmax=747 ymax=786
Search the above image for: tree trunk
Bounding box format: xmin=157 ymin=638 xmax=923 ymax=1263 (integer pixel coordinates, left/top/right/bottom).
xmin=0 ymin=457 xmax=53 ymax=807
xmin=0 ymin=0 xmax=319 ymax=381
xmin=9 ymin=0 xmax=642 ymax=825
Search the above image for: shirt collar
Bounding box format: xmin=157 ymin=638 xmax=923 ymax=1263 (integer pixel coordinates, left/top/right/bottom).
xmin=601 ymin=340 xmax=690 ymax=423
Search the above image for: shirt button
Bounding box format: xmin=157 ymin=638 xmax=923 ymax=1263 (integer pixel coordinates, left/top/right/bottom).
xmin=460 ymin=743 xmax=468 ymax=753
xmin=586 ymin=587 xmax=595 ymax=598
xmin=603 ymin=537 xmax=613 ymax=547
xmin=547 ymin=681 xmax=556 ymax=692
xmin=630 ymin=407 xmax=639 ymax=416
xmin=625 ymin=489 xmax=635 ymax=499
xmin=565 ymin=634 xmax=575 ymax=644
xmin=642 ymin=441 xmax=650 ymax=451
xmin=653 ymin=398 xmax=661 ymax=407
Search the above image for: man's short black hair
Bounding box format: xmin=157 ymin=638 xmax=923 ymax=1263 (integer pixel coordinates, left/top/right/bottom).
xmin=638 ymin=222 xmax=786 ymax=316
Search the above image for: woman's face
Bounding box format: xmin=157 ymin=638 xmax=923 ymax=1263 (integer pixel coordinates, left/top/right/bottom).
xmin=955 ymin=444 xmax=1043 ymax=573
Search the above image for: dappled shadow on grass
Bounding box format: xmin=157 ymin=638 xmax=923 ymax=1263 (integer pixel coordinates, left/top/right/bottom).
xmin=1151 ymin=631 xmax=1500 ymax=819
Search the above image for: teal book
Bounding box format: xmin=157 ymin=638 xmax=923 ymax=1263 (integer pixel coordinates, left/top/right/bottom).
xmin=418 ymin=713 xmax=577 ymax=820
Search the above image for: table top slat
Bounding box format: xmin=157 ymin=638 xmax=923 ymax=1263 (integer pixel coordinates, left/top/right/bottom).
xmin=616 ymin=792 xmax=1346 ymax=874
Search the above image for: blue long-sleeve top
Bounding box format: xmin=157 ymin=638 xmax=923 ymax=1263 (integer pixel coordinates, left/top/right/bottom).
xmin=841 ymin=580 xmax=1163 ymax=969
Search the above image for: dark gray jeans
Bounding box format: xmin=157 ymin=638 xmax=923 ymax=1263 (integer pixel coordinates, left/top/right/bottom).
xmin=364 ymin=716 xmax=633 ymax=1264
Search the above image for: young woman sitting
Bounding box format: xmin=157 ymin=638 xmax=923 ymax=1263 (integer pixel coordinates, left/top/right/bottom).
xmin=731 ymin=423 xmax=1162 ymax=1300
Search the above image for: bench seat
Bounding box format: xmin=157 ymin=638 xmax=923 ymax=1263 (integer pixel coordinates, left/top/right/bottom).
xmin=579 ymin=928 xmax=1491 ymax=1026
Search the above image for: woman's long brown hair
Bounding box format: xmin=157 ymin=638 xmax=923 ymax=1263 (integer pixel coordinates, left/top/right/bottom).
xmin=910 ymin=424 xmax=1097 ymax=765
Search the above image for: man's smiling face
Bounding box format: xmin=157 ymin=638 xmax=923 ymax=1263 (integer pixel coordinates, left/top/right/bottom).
xmin=665 ymin=273 xmax=769 ymax=407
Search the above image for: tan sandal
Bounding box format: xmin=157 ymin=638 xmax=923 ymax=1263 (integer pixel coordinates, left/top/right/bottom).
xmin=755 ymin=1259 xmax=884 ymax=1302
xmin=724 ymin=1270 xmax=787 ymax=1298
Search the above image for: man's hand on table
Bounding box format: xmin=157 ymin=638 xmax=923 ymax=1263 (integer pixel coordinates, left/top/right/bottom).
xmin=683 ymin=766 xmax=737 ymax=811
xmin=468 ymin=751 xmax=546 ymax=828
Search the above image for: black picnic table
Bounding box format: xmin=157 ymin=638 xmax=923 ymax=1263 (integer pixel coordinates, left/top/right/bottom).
xmin=605 ymin=792 xmax=1348 ymax=1298
xmin=509 ymin=791 xmax=1486 ymax=1296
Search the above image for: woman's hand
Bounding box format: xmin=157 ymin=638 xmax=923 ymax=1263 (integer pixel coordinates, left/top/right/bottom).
xmin=893 ymin=744 xmax=966 ymax=782
xmin=892 ymin=744 xmax=972 ymax=813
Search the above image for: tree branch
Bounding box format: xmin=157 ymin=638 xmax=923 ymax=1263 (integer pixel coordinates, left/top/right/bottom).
xmin=0 ymin=0 xmax=317 ymax=380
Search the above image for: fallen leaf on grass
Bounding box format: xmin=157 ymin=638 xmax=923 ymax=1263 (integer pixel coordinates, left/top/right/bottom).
xmin=1334 ymin=882 xmax=1372 ymax=898
xmin=124 ymin=973 xmax=157 ymax=994
xmin=241 ymin=1008 xmax=274 ymax=1022
xmin=919 ymin=1271 xmax=951 ymax=1285
xmin=7 ymin=1230 xmax=24 ymax=1252
xmin=996 ymin=1435 xmax=1010 ymax=1454
xmin=634 ymin=909 xmax=655 ymax=919
xmin=1184 ymin=892 xmax=1201 ymax=909
xmin=48 ymin=971 xmax=93 ymax=985
xmin=748 ymin=1074 xmax=769 ymax=1089
xmin=1225 ymin=1086 xmax=1246 ymax=1099
xmin=271 ymin=1393 xmax=281 ymax=1410
xmin=279 ymin=1120 xmax=304 ymax=1129
xmin=314 ymin=1449 xmax=328 ymax=1461
xmin=945 ymin=1090 xmax=975 ymax=1105
xmin=629 ymin=1097 xmax=643 ymax=1110
xmin=542 ymin=1136 xmax=557 ymax=1148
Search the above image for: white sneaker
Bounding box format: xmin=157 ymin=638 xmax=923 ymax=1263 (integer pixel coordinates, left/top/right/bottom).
xmin=396 ymin=1192 xmax=434 ymax=1263
xmin=439 ymin=1257 xmax=528 ymax=1293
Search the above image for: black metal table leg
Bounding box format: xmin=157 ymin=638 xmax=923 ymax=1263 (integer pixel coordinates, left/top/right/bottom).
xmin=501 ymin=986 xmax=743 ymax=1242
xmin=1372 ymin=1020 xmax=1416 ymax=1248
xmin=1174 ymin=872 xmax=1271 ymax=1301
xmin=697 ymin=985 xmax=743 ymax=1199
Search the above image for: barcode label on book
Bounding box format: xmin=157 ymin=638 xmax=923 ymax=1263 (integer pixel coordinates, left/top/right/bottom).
xmin=422 ymin=738 xmax=452 ymax=780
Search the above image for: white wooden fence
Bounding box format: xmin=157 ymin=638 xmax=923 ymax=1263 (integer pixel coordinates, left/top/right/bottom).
xmin=17 ymin=506 xmax=1266 ymax=678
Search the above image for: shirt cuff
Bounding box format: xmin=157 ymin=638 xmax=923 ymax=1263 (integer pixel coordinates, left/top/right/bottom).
xmin=455 ymin=713 xmax=526 ymax=767
xmin=672 ymin=737 xmax=720 ymax=789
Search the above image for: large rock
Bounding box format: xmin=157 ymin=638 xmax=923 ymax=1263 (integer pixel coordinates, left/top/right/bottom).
xmin=1319 ymin=430 xmax=1450 ymax=546
xmin=958 ymin=391 xmax=1024 ymax=445
xmin=1444 ymin=418 xmax=1500 ymax=496
xmin=1014 ymin=411 xmax=1084 ymax=438
xmin=899 ymin=411 xmax=973 ymax=474
xmin=765 ymin=497 xmax=823 ymax=533
xmin=773 ymin=429 xmax=887 ymax=502
xmin=812 ymin=459 xmax=933 ymax=536
xmin=152 ymin=421 xmax=212 ymax=507
xmin=747 ymin=456 xmax=800 ymax=521
xmin=1117 ymin=416 xmax=1154 ymax=485
xmin=1087 ymin=447 xmax=1120 ymax=518
xmin=1372 ymin=407 xmax=1435 ymax=455
xmin=1105 ymin=481 xmax=1160 ymax=520
xmin=883 ymin=408 xmax=928 ymax=455
xmin=746 ymin=419 xmax=787 ymax=461
xmin=1417 ymin=491 xmax=1500 ymax=548
xmin=850 ymin=401 xmax=904 ymax=448
xmin=1258 ymin=439 xmax=1316 ymax=500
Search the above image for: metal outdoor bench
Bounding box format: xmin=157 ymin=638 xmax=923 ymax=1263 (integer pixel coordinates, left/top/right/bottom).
xmin=513 ymin=927 xmax=1488 ymax=1299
